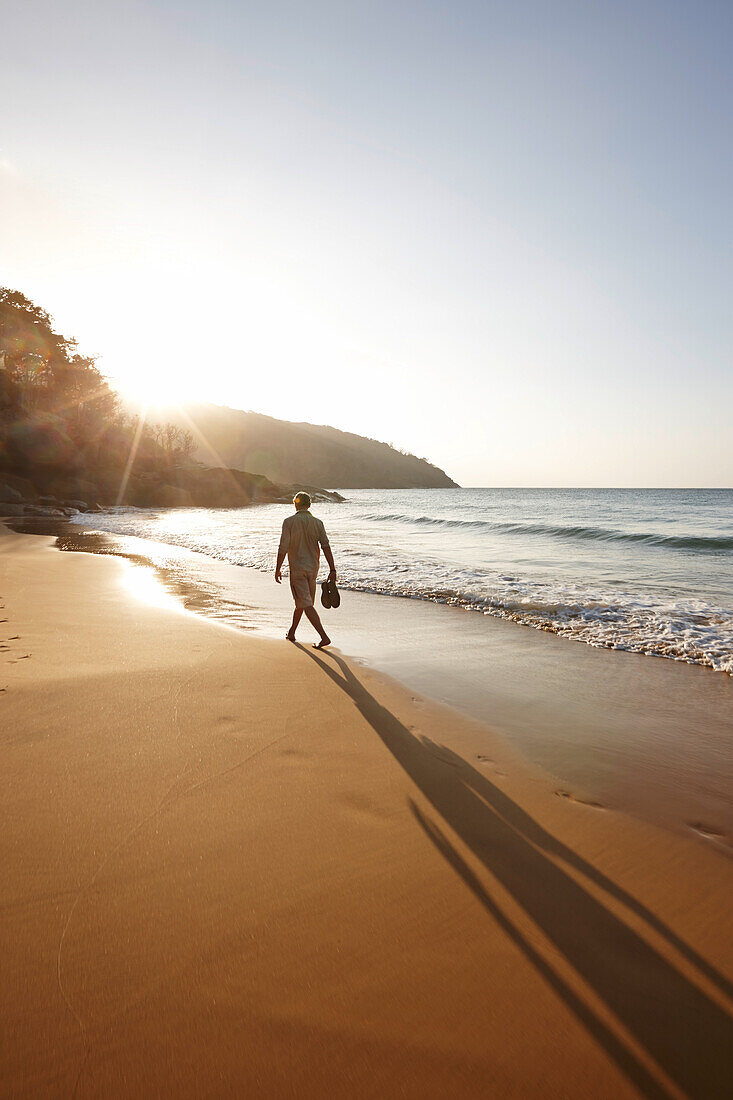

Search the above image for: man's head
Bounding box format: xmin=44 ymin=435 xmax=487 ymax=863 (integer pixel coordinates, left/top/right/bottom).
xmin=293 ymin=491 xmax=311 ymax=511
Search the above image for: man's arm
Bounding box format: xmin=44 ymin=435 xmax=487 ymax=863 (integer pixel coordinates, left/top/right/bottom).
xmin=275 ymin=521 xmax=289 ymax=583
xmin=319 ymin=524 xmax=336 ymax=580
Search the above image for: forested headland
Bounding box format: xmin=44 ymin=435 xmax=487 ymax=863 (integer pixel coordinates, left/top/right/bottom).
xmin=1 ymin=288 xmax=455 ymax=517
xmin=150 ymin=403 xmax=459 ymax=490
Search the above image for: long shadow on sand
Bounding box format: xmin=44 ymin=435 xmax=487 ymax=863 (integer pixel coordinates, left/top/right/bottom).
xmin=302 ymin=645 xmax=733 ymax=1100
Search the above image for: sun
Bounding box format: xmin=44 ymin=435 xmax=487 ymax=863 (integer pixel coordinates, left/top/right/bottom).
xmin=107 ymin=370 xmax=185 ymax=413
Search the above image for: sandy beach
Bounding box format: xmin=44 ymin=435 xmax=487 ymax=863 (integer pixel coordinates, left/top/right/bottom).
xmin=2 ymin=524 xmax=732 ymax=1098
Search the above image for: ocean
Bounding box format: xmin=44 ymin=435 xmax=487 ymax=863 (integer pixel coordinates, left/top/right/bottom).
xmin=72 ymin=487 xmax=733 ymax=675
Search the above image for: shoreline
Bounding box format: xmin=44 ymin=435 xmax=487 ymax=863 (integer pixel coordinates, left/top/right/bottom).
xmin=63 ymin=489 xmax=733 ymax=678
xmin=14 ymin=515 xmax=733 ymax=846
xmin=2 ymin=523 xmax=733 ymax=1096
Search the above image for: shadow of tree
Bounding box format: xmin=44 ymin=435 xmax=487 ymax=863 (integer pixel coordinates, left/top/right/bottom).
xmin=303 ymin=645 xmax=733 ymax=1100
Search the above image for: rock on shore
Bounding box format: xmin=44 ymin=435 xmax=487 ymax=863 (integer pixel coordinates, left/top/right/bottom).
xmin=0 ymin=464 xmax=344 ymax=517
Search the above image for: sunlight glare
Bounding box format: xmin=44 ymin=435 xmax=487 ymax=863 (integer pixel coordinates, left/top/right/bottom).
xmin=121 ymin=560 xmax=181 ymax=611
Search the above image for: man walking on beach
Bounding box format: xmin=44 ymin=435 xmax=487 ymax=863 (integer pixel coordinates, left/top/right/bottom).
xmin=275 ymin=492 xmax=336 ymax=648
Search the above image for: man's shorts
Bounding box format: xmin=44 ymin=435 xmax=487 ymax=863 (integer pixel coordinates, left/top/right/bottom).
xmin=289 ymin=569 xmax=317 ymax=610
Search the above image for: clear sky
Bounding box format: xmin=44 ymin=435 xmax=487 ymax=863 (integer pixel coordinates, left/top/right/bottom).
xmin=2 ymin=0 xmax=731 ymax=486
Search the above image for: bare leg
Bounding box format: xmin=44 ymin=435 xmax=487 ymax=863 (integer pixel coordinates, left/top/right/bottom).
xmin=304 ymin=605 xmax=331 ymax=648
xmin=287 ymin=608 xmax=303 ymax=641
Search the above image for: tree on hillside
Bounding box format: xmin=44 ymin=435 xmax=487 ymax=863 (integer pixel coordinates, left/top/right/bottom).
xmin=0 ymin=288 xmax=117 ymax=436
xmin=0 ymin=289 xmax=65 ymax=374
xmin=151 ymin=422 xmax=196 ymax=465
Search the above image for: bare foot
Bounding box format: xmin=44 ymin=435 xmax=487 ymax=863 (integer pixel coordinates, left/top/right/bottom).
xmin=313 ymin=636 xmax=331 ymax=649
xmin=286 ymin=632 xmax=296 ymax=642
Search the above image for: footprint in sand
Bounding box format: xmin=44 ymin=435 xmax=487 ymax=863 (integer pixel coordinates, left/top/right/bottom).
xmin=555 ymin=788 xmax=606 ymax=810
xmin=476 ymin=755 xmax=506 ymax=776
xmin=281 ymin=747 xmax=308 ymax=759
xmin=687 ymin=821 xmax=728 ymax=842
xmin=430 ymin=752 xmax=461 ymax=768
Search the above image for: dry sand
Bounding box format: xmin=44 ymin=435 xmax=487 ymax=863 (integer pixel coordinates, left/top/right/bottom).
xmin=1 ymin=525 xmax=732 ymax=1098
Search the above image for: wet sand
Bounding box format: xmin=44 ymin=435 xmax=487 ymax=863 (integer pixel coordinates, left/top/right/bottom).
xmin=50 ymin=524 xmax=733 ymax=842
xmin=2 ymin=524 xmax=732 ymax=1097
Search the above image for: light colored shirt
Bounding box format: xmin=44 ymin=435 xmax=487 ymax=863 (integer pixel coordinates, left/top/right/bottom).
xmin=279 ymin=510 xmax=330 ymax=574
